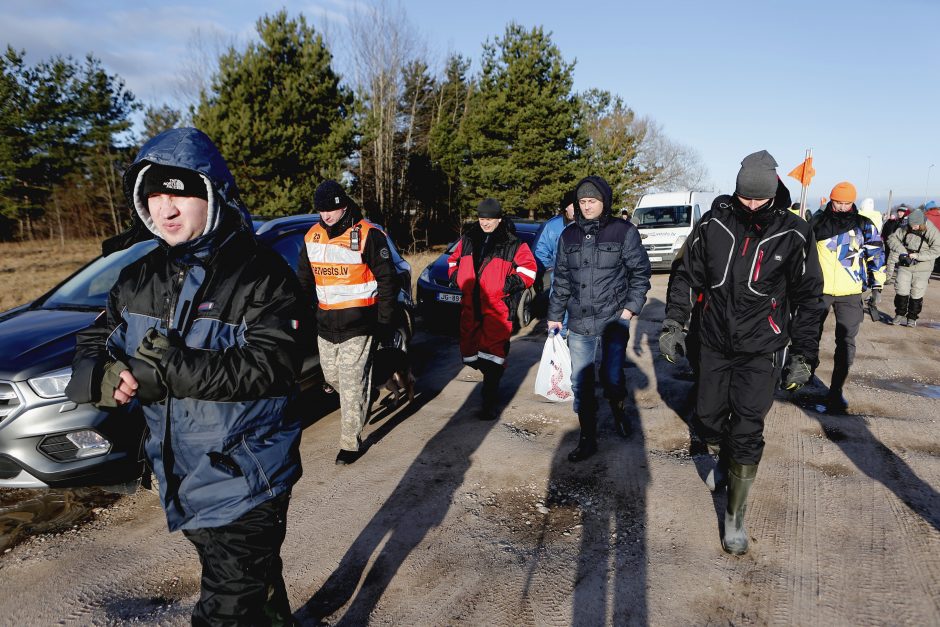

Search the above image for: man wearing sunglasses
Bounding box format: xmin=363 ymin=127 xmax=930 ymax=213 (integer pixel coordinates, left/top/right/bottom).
xmin=659 ymin=150 xmax=824 ymax=555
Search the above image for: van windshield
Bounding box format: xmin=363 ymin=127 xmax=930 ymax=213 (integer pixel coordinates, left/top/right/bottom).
xmin=631 ymin=205 xmax=692 ymax=229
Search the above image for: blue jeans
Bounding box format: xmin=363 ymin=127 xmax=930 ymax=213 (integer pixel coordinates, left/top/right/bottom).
xmin=567 ymin=317 xmax=630 ymax=414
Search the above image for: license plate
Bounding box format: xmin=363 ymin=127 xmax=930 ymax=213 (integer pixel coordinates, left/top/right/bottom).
xmin=437 ymin=292 xmax=461 ymax=303
xmin=649 ymin=256 xmax=663 ymax=262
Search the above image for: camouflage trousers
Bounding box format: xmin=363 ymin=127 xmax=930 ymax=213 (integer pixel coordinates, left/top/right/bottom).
xmin=317 ymin=334 xmax=375 ymax=451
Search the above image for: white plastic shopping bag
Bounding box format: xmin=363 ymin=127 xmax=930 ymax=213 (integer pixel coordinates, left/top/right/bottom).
xmin=534 ymin=333 xmax=573 ymax=402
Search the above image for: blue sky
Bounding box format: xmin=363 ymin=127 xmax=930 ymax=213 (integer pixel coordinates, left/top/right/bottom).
xmin=2 ymin=0 xmax=938 ymax=209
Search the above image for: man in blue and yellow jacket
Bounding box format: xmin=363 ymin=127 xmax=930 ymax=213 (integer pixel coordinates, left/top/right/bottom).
xmin=809 ymin=181 xmax=886 ymax=414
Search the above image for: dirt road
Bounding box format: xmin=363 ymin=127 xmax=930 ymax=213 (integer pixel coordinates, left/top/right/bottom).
xmin=0 ymin=274 xmax=938 ymax=625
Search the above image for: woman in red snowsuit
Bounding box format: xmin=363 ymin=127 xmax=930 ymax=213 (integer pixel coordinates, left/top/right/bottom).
xmin=448 ymin=198 xmax=537 ymax=419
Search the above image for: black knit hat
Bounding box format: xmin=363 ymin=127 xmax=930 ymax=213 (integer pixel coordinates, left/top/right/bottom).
xmin=476 ymin=198 xmax=503 ymax=218
xmin=141 ymin=164 xmax=207 ymax=200
xmin=314 ymin=179 xmax=349 ymax=212
xmin=735 ymin=150 xmax=779 ymax=199
xmin=560 ymin=189 xmax=577 ymax=210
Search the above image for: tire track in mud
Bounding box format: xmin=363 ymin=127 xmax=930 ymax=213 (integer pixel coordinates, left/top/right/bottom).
xmin=0 ymin=494 xmax=198 ymax=625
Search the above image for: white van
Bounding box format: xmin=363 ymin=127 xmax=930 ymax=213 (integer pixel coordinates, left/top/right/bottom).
xmin=630 ymin=191 xmax=718 ymax=270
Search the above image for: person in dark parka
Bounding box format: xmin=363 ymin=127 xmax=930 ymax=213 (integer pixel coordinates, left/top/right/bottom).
xmin=660 ymin=150 xmax=824 ymax=555
xmin=548 ymin=176 xmax=652 ymax=461
xmin=68 ymin=127 xmax=305 ymax=625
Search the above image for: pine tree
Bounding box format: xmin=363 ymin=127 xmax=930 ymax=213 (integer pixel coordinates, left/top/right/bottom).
xmin=428 ymin=54 xmax=473 ymax=229
xmin=194 ymin=10 xmax=354 ymax=216
xmin=461 ymin=24 xmax=583 ymax=220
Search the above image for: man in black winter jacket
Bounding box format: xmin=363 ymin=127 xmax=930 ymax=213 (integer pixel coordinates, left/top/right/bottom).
xmin=660 ymin=150 xmax=824 ymax=555
xmin=68 ymin=128 xmax=305 ymax=624
xmin=548 ymin=176 xmax=652 ymax=462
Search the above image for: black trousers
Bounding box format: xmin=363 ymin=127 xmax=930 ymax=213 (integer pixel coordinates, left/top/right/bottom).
xmin=183 ymin=492 xmax=294 ymax=627
xmin=819 ymin=294 xmax=864 ymax=395
xmin=692 ymin=345 xmax=780 ymax=465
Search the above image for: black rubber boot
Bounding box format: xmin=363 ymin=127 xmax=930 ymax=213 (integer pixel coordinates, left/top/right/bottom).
xmin=610 ymin=399 xmax=631 ymax=438
xmin=907 ymin=297 xmax=923 ymax=322
xmin=722 ymin=461 xmax=758 ymax=555
xmin=704 ymin=443 xmax=727 ymax=492
xmin=568 ymin=409 xmax=598 ymax=462
xmin=479 ymin=361 xmax=502 ymax=420
xmin=894 ymin=294 xmax=909 ymax=317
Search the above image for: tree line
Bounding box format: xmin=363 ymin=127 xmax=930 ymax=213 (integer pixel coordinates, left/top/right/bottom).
xmin=0 ymin=7 xmax=706 ymax=248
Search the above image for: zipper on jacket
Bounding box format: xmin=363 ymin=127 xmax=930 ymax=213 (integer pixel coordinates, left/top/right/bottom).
xmin=753 ymin=249 xmax=765 ymax=281
xmin=166 ymin=266 xmax=187 ymax=331
xmin=767 ymin=297 xmax=781 ymax=334
xmin=741 ymin=237 xmax=751 ymax=257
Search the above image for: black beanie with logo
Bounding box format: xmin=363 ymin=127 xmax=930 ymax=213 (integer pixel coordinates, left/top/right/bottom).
xmin=140 ymin=164 xmax=208 ymax=200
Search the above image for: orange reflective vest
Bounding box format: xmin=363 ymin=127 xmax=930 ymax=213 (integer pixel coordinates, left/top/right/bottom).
xmin=304 ymin=220 xmax=378 ymax=310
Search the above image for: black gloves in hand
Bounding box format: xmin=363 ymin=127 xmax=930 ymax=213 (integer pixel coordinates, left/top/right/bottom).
xmin=129 ymin=327 xmax=174 ymax=403
xmin=783 ymin=354 xmax=812 ymax=391
xmin=97 ymin=359 xmax=130 ymax=408
xmin=375 ymin=323 xmax=398 ymax=348
xmin=658 ymin=319 xmax=687 ymax=364
xmin=504 ymin=274 xmax=525 ymax=295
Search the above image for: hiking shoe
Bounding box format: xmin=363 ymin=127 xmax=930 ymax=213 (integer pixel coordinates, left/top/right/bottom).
xmin=478 ymin=405 xmax=499 ymax=421
xmin=824 ymin=393 xmax=849 ymax=415
xmin=890 ymin=315 xmax=907 ymax=325
xmin=335 ymin=449 xmax=363 ymax=465
xmin=567 ymin=438 xmax=598 ymax=463
xmin=906 ymin=318 xmax=918 ymax=327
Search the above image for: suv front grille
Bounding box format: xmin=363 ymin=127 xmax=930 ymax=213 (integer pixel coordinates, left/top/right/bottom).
xmin=0 ymin=381 xmax=22 ymax=421
xmin=643 ymin=243 xmax=672 ymax=252
xmin=0 ymin=456 xmax=22 ymax=479
xmin=38 ymin=434 xmax=80 ymax=462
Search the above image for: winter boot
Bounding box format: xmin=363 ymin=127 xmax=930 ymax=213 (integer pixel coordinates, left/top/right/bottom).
xmin=906 ymin=298 xmax=923 ymax=327
xmin=479 ymin=362 xmax=502 ymax=420
xmin=722 ymin=461 xmax=758 ymax=555
xmin=892 ymin=294 xmax=910 ymax=324
xmin=610 ymin=399 xmax=631 ymax=438
xmin=568 ymin=409 xmax=598 ymax=462
xmin=824 ymin=390 xmax=849 ymax=414
xmin=704 ymin=443 xmax=727 ymax=492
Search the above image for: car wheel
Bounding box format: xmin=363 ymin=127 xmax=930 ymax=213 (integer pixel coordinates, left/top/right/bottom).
xmin=517 ymin=288 xmax=534 ymax=329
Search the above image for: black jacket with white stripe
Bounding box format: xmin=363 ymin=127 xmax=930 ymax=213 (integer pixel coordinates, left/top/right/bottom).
xmin=665 ymin=183 xmax=825 ymax=365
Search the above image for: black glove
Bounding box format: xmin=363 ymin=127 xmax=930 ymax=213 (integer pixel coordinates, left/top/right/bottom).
xmin=97 ymin=359 xmax=131 ymax=408
xmin=504 ymin=274 xmax=525 ymax=295
xmin=129 ymin=328 xmax=174 ymax=403
xmin=658 ymin=319 xmax=687 ymax=364
xmin=375 ymin=323 xmax=398 ymax=348
xmin=782 ymin=354 xmax=812 ymax=391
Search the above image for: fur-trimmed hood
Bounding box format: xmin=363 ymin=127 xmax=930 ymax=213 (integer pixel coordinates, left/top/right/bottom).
xmin=116 ymin=128 xmax=252 ymax=252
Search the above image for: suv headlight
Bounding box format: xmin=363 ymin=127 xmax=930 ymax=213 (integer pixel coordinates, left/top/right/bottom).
xmin=28 ymin=367 xmax=72 ymax=398
xmin=672 ymin=235 xmax=688 ymax=251
xmin=419 ymin=267 xmax=431 ymax=284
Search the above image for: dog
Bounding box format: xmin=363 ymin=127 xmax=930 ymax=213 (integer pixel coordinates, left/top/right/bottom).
xmin=371 ymin=328 xmax=415 ymax=409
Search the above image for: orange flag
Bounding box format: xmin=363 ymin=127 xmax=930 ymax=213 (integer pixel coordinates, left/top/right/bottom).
xmin=788 ymin=157 xmax=815 ymax=186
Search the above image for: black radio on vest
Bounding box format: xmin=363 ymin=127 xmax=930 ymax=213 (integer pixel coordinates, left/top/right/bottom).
xmin=349 ymin=225 xmax=361 ymax=252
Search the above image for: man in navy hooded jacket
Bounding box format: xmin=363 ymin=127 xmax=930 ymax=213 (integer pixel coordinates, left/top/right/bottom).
xmin=548 ymin=176 xmax=652 ymax=462
xmin=68 ymin=128 xmax=304 ymax=625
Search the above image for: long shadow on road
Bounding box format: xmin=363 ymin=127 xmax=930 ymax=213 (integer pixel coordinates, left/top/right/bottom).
xmin=293 ymin=329 xmax=530 ymax=624
xmin=525 ymin=338 xmax=651 ymax=625
xmin=800 ymin=405 xmax=940 ymax=533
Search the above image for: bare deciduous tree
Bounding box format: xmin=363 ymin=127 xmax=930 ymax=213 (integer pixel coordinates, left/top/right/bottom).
xmin=172 ymin=27 xmax=241 ymax=123
xmin=346 ymin=0 xmax=426 ymax=227
xmin=635 ymin=116 xmax=711 ymax=193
